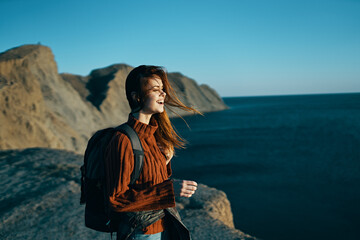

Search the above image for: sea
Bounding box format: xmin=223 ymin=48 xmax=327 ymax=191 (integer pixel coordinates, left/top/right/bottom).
xmin=170 ymin=93 xmax=360 ymax=240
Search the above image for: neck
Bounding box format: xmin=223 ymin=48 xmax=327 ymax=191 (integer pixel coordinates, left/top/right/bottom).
xmin=132 ymin=111 xmax=152 ymax=125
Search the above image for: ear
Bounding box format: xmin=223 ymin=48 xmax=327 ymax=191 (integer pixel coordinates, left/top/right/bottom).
xmin=131 ymin=91 xmax=139 ymax=102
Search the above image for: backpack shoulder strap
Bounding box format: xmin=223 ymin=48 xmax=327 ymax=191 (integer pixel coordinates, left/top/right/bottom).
xmin=115 ymin=123 xmax=144 ymax=185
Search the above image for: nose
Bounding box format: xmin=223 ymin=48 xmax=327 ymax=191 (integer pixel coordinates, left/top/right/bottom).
xmin=160 ymin=89 xmax=166 ymax=96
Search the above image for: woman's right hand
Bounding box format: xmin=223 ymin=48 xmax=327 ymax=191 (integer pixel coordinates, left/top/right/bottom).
xmin=157 ymin=143 xmax=174 ymax=165
xmin=173 ymin=179 xmax=198 ymax=198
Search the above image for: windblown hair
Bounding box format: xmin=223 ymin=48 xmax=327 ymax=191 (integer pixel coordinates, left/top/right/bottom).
xmin=125 ymin=65 xmax=201 ymax=153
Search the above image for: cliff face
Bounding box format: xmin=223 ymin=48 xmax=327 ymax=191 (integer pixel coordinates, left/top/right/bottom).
xmin=0 ymin=44 xmax=228 ymax=153
xmin=167 ymin=72 xmax=227 ymax=116
xmin=0 ymin=45 xmax=102 ymax=153
xmin=0 ymin=148 xmax=255 ymax=240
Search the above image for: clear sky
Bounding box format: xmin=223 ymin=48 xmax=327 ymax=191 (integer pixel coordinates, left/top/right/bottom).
xmin=1 ymin=0 xmax=359 ymax=97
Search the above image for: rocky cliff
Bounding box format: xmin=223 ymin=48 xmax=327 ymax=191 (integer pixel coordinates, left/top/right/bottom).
xmin=0 ymin=44 xmax=228 ymax=154
xmin=0 ymin=148 xmax=256 ymax=240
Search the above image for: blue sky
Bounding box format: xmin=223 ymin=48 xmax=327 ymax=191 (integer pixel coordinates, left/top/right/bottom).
xmin=1 ymin=0 xmax=359 ymax=96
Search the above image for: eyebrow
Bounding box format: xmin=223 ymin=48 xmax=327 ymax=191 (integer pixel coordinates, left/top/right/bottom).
xmin=148 ymin=84 xmax=163 ymax=90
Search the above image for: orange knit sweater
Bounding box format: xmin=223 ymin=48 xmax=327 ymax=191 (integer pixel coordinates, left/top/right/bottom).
xmin=104 ymin=114 xmax=175 ymax=234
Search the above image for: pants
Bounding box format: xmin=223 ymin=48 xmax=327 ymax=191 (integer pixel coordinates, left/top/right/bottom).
xmin=129 ymin=229 xmax=169 ymax=240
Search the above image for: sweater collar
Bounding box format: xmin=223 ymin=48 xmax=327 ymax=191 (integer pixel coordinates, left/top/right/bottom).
xmin=127 ymin=114 xmax=158 ymax=138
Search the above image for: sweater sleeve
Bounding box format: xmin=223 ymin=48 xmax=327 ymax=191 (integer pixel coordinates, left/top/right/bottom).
xmin=105 ymin=132 xmax=175 ymax=212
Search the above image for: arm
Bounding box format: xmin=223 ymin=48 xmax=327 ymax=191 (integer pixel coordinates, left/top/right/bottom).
xmin=156 ymin=143 xmax=197 ymax=198
xmin=104 ymin=132 xmax=175 ymax=212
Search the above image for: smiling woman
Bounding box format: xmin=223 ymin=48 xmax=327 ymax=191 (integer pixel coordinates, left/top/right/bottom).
xmin=104 ymin=65 xmax=202 ymax=240
xmin=125 ymin=65 xmax=202 ymax=155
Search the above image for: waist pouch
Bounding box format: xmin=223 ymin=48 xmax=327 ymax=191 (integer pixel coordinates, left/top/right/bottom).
xmin=116 ymin=209 xmax=165 ymax=240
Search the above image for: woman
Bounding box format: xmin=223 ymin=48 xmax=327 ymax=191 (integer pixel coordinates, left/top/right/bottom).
xmin=105 ymin=65 xmax=200 ymax=240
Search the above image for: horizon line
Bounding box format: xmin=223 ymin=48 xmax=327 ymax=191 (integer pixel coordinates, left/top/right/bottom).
xmin=221 ymin=91 xmax=360 ymax=98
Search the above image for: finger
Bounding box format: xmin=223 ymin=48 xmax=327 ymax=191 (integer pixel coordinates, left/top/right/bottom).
xmin=182 ymin=180 xmax=197 ymax=187
xmin=181 ymin=188 xmax=196 ymax=195
xmin=181 ymin=189 xmax=195 ymax=195
xmin=183 ymin=185 xmax=197 ymax=191
xmin=181 ymin=188 xmax=196 ymax=193
xmin=180 ymin=192 xmax=193 ymax=198
xmin=182 ymin=185 xmax=197 ymax=193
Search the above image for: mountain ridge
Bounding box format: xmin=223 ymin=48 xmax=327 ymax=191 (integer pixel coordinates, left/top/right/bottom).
xmin=0 ymin=44 xmax=228 ymax=153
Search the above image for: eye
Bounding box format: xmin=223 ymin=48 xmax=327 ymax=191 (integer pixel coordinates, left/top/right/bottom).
xmin=152 ymin=87 xmax=164 ymax=92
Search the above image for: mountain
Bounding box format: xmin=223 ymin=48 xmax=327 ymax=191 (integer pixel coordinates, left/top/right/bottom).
xmin=0 ymin=44 xmax=228 ymax=153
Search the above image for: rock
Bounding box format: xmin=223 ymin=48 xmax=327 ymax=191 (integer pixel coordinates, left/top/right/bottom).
xmin=0 ymin=148 xmax=256 ymax=240
xmin=84 ymin=63 xmax=134 ymax=124
xmin=0 ymin=44 xmax=228 ymax=154
xmin=60 ymin=73 xmax=89 ymax=102
xmin=0 ymin=45 xmax=98 ymax=153
xmin=176 ymin=184 xmax=258 ymax=240
xmin=167 ymin=72 xmax=228 ymax=116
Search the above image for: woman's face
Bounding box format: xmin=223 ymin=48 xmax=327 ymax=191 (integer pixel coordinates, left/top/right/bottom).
xmin=141 ymin=76 xmax=166 ymax=115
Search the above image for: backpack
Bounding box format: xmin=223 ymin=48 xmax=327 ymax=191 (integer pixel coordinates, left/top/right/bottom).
xmin=80 ymin=123 xmax=144 ymax=233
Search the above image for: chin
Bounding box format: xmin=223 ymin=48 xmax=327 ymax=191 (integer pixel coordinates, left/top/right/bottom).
xmin=156 ymin=107 xmax=165 ymax=113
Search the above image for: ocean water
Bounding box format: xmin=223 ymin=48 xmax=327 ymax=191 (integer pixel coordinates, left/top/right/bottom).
xmin=170 ymin=93 xmax=360 ymax=240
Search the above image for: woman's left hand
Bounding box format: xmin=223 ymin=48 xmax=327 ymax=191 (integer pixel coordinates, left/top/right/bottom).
xmin=173 ymin=179 xmax=198 ymax=198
